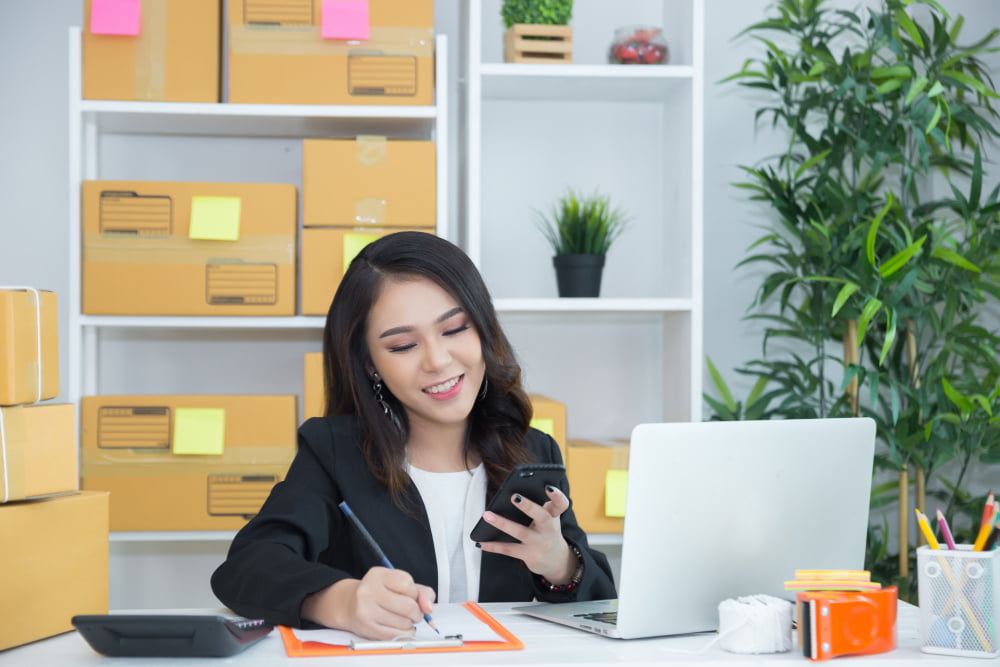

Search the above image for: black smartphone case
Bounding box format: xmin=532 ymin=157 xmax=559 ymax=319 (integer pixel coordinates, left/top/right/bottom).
xmin=469 ymin=463 xmax=567 ymax=543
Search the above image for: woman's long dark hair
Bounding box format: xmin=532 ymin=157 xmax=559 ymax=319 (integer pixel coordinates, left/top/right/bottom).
xmin=322 ymin=231 xmax=533 ymax=502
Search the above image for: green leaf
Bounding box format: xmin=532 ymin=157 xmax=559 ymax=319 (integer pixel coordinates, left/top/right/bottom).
xmin=857 ymin=298 xmax=883 ymax=345
xmin=931 ymin=247 xmax=981 ymax=273
xmin=794 ymin=148 xmax=832 ymax=180
xmin=876 ymin=79 xmax=902 ymax=95
xmin=926 ymin=81 xmax=944 ymax=97
xmin=904 ymin=75 xmax=928 ymax=106
xmin=942 ymin=377 xmax=974 ymax=413
xmin=879 ymin=236 xmax=926 ymax=278
xmin=895 ymin=9 xmax=924 ymax=48
xmin=925 ymin=102 xmax=942 ymax=133
xmin=706 ymin=358 xmax=737 ymax=413
xmin=866 ymin=196 xmax=894 ymax=266
xmin=832 ymin=282 xmax=861 ymax=317
xmin=878 ymin=309 xmax=897 ymax=366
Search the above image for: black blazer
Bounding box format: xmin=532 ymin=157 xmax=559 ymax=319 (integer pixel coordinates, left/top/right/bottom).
xmin=210 ymin=415 xmax=616 ymax=627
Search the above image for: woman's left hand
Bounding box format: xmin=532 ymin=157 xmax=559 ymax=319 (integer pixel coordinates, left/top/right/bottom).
xmin=476 ymin=485 xmax=578 ymax=585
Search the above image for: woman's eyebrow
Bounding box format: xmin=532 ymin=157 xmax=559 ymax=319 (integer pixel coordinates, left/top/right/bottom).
xmin=378 ymin=307 xmax=464 ymax=339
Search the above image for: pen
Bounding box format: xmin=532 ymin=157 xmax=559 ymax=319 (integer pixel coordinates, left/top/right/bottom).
xmin=338 ymin=501 xmax=439 ymax=634
xmin=935 ymin=508 xmax=957 ymax=550
xmin=914 ymin=509 xmax=940 ymax=550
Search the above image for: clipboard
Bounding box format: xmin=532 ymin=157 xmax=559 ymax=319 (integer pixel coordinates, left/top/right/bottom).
xmin=277 ymin=602 xmax=524 ymax=657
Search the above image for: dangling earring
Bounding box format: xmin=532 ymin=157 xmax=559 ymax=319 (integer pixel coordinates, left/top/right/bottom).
xmin=479 ymin=376 xmax=488 ymax=401
xmin=372 ymin=372 xmax=391 ymax=415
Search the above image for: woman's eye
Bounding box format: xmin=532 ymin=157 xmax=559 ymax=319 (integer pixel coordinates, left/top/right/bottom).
xmin=388 ymin=343 xmax=416 ymax=353
xmin=444 ymin=324 xmax=470 ymax=336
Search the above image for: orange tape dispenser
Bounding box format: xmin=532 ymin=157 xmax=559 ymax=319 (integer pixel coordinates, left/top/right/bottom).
xmin=796 ymin=586 xmax=897 ymax=661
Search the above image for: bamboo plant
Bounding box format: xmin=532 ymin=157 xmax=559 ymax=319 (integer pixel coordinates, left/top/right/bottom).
xmin=712 ymin=0 xmax=1000 ymax=597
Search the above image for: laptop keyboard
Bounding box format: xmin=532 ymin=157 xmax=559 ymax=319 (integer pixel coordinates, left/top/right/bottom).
xmin=574 ymin=611 xmax=618 ymax=626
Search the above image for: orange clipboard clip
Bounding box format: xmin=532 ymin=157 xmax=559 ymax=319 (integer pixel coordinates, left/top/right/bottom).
xmin=796 ymin=586 xmax=897 ymax=661
xmin=277 ymin=601 xmax=524 ymax=657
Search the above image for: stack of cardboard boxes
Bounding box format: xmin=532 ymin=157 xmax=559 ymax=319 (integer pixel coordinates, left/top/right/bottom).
xmin=80 ymin=0 xmax=438 ymax=318
xmin=0 ymin=288 xmax=109 ymax=651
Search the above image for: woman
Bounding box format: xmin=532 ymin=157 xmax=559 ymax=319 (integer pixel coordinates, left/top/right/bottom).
xmin=211 ymin=231 xmax=616 ymax=639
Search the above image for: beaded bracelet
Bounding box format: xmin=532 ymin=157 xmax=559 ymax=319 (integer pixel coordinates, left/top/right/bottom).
xmin=539 ymin=542 xmax=585 ymax=593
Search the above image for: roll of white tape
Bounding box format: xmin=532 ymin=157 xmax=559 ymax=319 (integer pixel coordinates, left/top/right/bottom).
xmin=717 ymin=594 xmax=794 ymax=654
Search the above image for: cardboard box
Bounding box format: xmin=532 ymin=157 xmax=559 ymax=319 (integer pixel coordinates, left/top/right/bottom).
xmin=566 ymin=438 xmax=630 ymax=534
xmin=82 ymin=181 xmax=297 ymax=316
xmin=0 ymin=289 xmax=59 ymax=405
xmin=303 ymin=138 xmax=436 ymax=228
xmin=300 ymin=226 xmax=435 ymax=315
xmin=529 ymin=394 xmax=567 ymax=459
xmin=226 ymin=0 xmax=434 ymax=105
xmin=0 ymin=404 xmax=78 ymax=503
xmin=0 ymin=491 xmax=110 ymax=650
xmin=82 ymin=0 xmax=220 ymax=102
xmin=80 ymin=395 xmax=297 ymax=531
xmin=304 ymin=352 xmax=324 ymax=421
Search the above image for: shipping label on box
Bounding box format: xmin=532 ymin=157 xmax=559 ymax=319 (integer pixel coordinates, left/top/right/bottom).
xmin=0 ymin=491 xmax=109 ymax=650
xmin=0 ymin=288 xmax=59 ymax=405
xmin=82 ymin=181 xmax=297 ymax=316
xmin=0 ymin=404 xmax=78 ymax=503
xmin=226 ymin=0 xmax=434 ymax=105
xmin=302 ymin=138 xmax=436 ymax=228
xmin=566 ymin=438 xmax=630 ymax=534
xmin=300 ymin=226 xmax=435 ymax=315
xmin=80 ymin=395 xmax=297 ymax=530
xmin=83 ymin=0 xmax=220 ymax=102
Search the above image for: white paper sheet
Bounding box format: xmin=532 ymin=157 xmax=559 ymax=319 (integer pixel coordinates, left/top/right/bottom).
xmin=291 ymin=603 xmax=504 ymax=645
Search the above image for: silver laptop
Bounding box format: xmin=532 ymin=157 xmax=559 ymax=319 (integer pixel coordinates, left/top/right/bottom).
xmin=514 ymin=418 xmax=876 ymax=639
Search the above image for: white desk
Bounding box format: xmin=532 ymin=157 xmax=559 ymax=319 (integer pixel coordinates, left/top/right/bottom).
xmin=0 ymin=602 xmax=964 ymax=665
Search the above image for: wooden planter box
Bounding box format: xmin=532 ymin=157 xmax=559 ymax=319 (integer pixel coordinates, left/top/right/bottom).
xmin=503 ymin=24 xmax=572 ymax=64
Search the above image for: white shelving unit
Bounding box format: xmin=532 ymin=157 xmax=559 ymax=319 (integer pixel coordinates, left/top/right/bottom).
xmin=66 ymin=27 xmax=449 ymax=608
xmin=461 ymin=0 xmax=704 ymax=442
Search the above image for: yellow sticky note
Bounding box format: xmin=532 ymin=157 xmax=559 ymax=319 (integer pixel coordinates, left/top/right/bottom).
xmin=172 ymin=408 xmax=225 ymax=455
xmin=189 ymin=196 xmax=241 ymax=241
xmin=530 ymin=418 xmax=555 ymax=438
xmin=342 ymin=232 xmax=381 ymax=275
xmin=605 ymin=469 xmax=628 ymax=517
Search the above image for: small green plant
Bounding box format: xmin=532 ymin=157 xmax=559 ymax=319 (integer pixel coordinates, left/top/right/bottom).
xmin=536 ymin=188 xmax=629 ymax=256
xmin=501 ymin=0 xmax=573 ymax=29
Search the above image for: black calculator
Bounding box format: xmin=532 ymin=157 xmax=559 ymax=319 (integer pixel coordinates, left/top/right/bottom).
xmin=72 ymin=613 xmax=274 ymax=657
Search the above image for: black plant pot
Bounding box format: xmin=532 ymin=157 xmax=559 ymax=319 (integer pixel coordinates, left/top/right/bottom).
xmin=553 ymin=254 xmax=605 ymax=297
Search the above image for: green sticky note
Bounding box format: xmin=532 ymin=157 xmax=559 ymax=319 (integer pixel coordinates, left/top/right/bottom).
xmin=605 ymin=469 xmax=628 ymax=517
xmin=530 ymin=418 xmax=555 ymax=438
xmin=189 ymin=196 xmax=242 ymax=241
xmin=172 ymin=408 xmax=226 ymax=455
xmin=343 ymin=232 xmax=381 ymax=275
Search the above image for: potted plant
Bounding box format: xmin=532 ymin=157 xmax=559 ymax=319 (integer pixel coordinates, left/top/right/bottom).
xmin=712 ymin=0 xmax=1000 ymax=597
xmin=501 ymin=0 xmax=574 ymax=64
xmin=536 ymin=188 xmax=629 ymax=298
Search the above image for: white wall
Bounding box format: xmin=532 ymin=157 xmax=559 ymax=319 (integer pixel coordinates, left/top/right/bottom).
xmin=1 ymin=0 xmax=997 ymax=608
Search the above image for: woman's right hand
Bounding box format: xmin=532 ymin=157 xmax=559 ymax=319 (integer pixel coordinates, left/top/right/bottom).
xmin=301 ymin=567 xmax=436 ymax=639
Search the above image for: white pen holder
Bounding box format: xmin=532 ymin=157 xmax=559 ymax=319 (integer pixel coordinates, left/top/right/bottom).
xmin=917 ymin=545 xmax=999 ymax=658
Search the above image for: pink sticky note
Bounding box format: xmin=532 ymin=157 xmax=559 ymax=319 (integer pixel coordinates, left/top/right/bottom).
xmin=322 ymin=0 xmax=369 ymax=40
xmin=90 ymin=0 xmax=141 ymax=36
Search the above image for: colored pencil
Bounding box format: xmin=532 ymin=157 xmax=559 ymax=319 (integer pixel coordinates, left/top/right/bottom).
xmin=935 ymin=508 xmax=957 ymax=550
xmin=914 ymin=509 xmax=940 ymax=550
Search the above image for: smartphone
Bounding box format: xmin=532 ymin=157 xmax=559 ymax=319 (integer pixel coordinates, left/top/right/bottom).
xmin=469 ymin=463 xmax=567 ymax=543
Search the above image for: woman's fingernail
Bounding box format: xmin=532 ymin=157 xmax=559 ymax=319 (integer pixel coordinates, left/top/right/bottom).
xmin=475 ymin=542 xmax=482 ymax=549
xmin=513 ymin=494 xmax=522 ymax=504
xmin=484 ymin=511 xmax=496 ymax=523
xmin=545 ymin=484 xmax=557 ymax=493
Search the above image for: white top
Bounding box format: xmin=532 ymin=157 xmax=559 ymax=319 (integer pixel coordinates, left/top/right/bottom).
xmin=407 ymin=462 xmax=486 ymax=603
